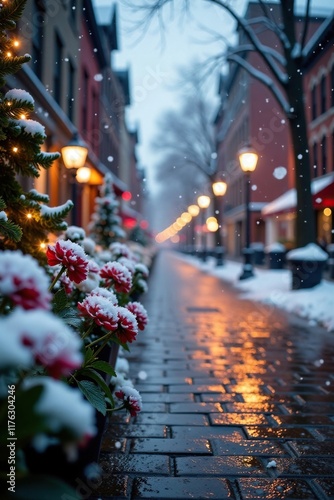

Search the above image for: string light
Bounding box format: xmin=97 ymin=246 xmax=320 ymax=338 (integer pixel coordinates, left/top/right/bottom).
xmin=26 ymin=213 xmax=32 ymax=219
xmin=40 ymin=242 xmax=47 ymax=249
xmin=12 ymin=147 xmax=18 ymax=153
xmin=13 ymin=40 xmax=19 ymax=47
xmin=20 ymin=114 xmax=26 ymax=119
xmin=6 ymin=52 xmax=12 ymax=57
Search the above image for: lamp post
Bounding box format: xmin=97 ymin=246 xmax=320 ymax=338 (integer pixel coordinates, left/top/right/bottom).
xmin=238 ymin=146 xmax=258 ymax=280
xmin=188 ymin=204 xmax=200 ymax=254
xmin=197 ymin=195 xmax=211 ymax=262
xmin=61 ymin=132 xmax=89 ymax=225
xmin=212 ymin=179 xmax=227 ymax=266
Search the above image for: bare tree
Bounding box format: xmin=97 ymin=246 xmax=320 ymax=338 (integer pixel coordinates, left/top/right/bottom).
xmin=123 ymin=0 xmax=333 ymax=248
xmin=150 ymin=63 xmax=224 ymax=248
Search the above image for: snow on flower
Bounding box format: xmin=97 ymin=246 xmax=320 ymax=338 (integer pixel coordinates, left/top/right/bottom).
xmin=115 ymin=307 xmax=138 ymax=344
xmin=0 ymin=250 xmax=52 ymax=310
xmin=118 ymin=256 xmax=136 ymax=274
xmin=100 ymin=261 xmax=132 ymax=293
xmin=126 ymin=301 xmax=148 ymax=331
xmin=115 ymin=356 xmax=130 ymax=375
xmin=76 ymin=259 xmax=101 ymax=293
xmin=82 ymin=237 xmax=96 ymax=256
xmin=134 ymin=263 xmax=149 ymax=279
xmin=46 ymin=239 xmax=89 ymax=284
xmin=90 ymin=286 xmax=118 ymax=305
xmin=115 ymin=385 xmax=142 ymax=416
xmin=78 ymin=294 xmax=118 ymax=331
xmin=2 ymin=308 xmax=83 ymax=378
xmin=23 ymin=376 xmax=97 ymax=444
xmin=109 ymin=242 xmax=135 ymax=260
xmin=65 ymin=225 xmax=86 ymax=242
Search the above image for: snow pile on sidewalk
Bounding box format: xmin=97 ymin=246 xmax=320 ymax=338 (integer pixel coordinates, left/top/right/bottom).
xmin=179 ymin=254 xmax=334 ymax=333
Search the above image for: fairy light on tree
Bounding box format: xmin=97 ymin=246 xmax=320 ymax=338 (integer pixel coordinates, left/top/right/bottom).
xmin=0 ymin=0 xmax=73 ymax=261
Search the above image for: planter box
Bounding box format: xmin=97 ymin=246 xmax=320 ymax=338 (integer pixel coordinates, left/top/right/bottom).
xmin=286 ymin=243 xmax=328 ymax=290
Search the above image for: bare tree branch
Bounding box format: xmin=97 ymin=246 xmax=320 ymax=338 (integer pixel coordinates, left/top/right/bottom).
xmin=300 ymin=0 xmax=311 ymax=52
xmin=227 ymin=54 xmax=290 ymax=114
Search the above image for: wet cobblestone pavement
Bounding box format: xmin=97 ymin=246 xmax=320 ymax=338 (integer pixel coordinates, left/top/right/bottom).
xmin=93 ymin=250 xmax=334 ymax=499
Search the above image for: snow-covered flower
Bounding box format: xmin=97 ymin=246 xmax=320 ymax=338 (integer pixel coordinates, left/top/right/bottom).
xmin=118 ymin=256 xmax=136 ymax=274
xmin=0 ymin=250 xmax=51 ymax=310
xmin=109 ymin=242 xmax=135 ymax=260
xmin=23 ymin=376 xmax=97 ymax=446
xmin=126 ymin=301 xmax=148 ymax=331
xmin=76 ymin=259 xmax=100 ymax=293
xmin=78 ymin=294 xmax=118 ymax=331
xmin=90 ymin=286 xmax=118 ymax=305
xmin=115 ymin=307 xmax=138 ymax=344
xmin=115 ymin=386 xmax=142 ymax=416
xmin=1 ymin=308 xmax=83 ymax=378
xmin=134 ymin=263 xmax=149 ymax=279
xmin=82 ymin=237 xmax=96 ymax=256
xmin=100 ymin=261 xmax=132 ymax=293
xmin=46 ymin=239 xmax=89 ymax=284
xmin=65 ymin=225 xmax=86 ymax=242
xmin=115 ymin=356 xmax=130 ymax=375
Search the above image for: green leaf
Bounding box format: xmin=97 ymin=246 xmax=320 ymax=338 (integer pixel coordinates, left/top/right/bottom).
xmin=57 ymin=307 xmax=83 ymax=329
xmin=52 ymin=288 xmax=69 ymax=314
xmin=77 ymin=380 xmax=107 ymax=415
xmin=79 ymin=368 xmax=114 ymax=407
xmin=91 ymin=360 xmax=116 ymax=377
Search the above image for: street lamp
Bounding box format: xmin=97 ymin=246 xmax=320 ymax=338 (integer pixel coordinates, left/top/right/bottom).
xmin=61 ymin=132 xmax=88 ymax=170
xmin=61 ymin=132 xmax=89 ymax=226
xmin=238 ymin=146 xmax=258 ymax=280
xmin=212 ymin=179 xmax=227 ymax=266
xmin=197 ymin=195 xmax=211 ymax=262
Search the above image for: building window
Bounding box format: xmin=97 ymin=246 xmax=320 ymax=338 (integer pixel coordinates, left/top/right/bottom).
xmin=313 ymin=142 xmax=318 ymax=177
xmin=311 ymin=85 xmax=317 ymax=120
xmin=320 ymin=74 xmax=326 ymax=115
xmin=54 ymin=33 xmax=63 ymax=105
xmin=321 ymin=136 xmax=327 ymax=175
xmin=67 ymin=60 xmax=75 ymax=122
xmin=31 ymin=0 xmax=44 ymax=80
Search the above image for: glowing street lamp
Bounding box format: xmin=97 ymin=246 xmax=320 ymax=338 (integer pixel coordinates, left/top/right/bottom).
xmin=238 ymin=146 xmax=258 ymax=280
xmin=212 ymin=179 xmax=227 ymax=266
xmin=61 ymin=132 xmax=88 ymax=170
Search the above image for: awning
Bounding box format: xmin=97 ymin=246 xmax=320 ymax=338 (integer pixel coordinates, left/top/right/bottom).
xmin=262 ymin=173 xmax=334 ymax=217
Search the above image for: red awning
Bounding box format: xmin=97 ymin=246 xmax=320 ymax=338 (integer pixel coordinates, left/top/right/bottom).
xmin=262 ymin=173 xmax=334 ymax=217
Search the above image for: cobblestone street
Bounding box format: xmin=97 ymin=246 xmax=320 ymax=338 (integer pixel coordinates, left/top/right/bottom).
xmin=93 ymin=250 xmax=334 ymax=499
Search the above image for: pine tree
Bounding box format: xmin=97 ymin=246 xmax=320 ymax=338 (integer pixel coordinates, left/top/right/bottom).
xmin=0 ymin=0 xmax=73 ymax=262
xmin=88 ymin=172 xmax=126 ymax=248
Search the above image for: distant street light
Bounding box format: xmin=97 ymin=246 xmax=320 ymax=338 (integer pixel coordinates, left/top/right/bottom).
xmin=197 ymin=195 xmax=211 ymax=262
xmin=238 ymin=146 xmax=258 ymax=280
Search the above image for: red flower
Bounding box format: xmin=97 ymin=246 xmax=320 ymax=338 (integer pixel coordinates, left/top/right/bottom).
xmin=115 ymin=307 xmax=138 ymax=344
xmin=126 ymin=302 xmax=148 ymax=331
xmin=100 ymin=262 xmax=132 ymax=293
xmin=78 ymin=295 xmax=118 ymax=331
xmin=47 ymin=239 xmax=89 ymax=284
xmin=0 ymin=250 xmax=52 ymax=310
xmin=115 ymin=386 xmax=142 ymax=416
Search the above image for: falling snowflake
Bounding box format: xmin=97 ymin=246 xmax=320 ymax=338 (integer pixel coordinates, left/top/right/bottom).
xmin=273 ymin=166 xmax=287 ymax=180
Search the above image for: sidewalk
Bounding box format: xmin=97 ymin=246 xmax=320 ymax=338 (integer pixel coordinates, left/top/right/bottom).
xmin=92 ymin=249 xmax=334 ymax=500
